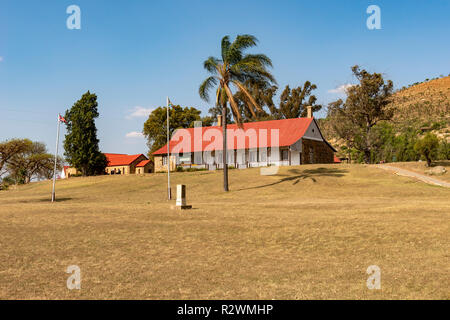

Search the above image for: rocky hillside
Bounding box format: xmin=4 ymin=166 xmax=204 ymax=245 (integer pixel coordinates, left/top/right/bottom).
xmin=320 ymin=76 xmax=450 ymax=155
xmin=392 ymin=76 xmax=450 ymax=138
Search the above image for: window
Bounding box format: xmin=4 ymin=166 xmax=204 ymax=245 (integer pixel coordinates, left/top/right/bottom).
xmin=249 ymin=150 xmax=257 ymax=162
xmin=194 ymin=152 xmax=203 ymax=164
xmin=281 ymin=149 xmax=289 ymax=161
xmin=163 ymin=156 xmax=167 ymax=165
xmin=236 ymin=150 xmax=245 ymax=164
xmin=227 ymin=150 xmax=235 ymax=164
xmin=309 ymin=147 xmax=314 ymax=164
xmin=215 ymin=151 xmax=223 ymax=164
xmin=259 ymin=148 xmax=267 ymax=162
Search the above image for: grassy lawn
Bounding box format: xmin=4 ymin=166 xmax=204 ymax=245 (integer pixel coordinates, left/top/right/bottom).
xmin=0 ymin=164 xmax=448 ymax=299
xmin=385 ymin=161 xmax=450 ymax=182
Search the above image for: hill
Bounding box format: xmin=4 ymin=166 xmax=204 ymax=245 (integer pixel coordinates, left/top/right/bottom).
xmin=0 ymin=164 xmax=449 ymax=299
xmin=320 ymin=76 xmax=450 ymax=160
xmin=392 ymin=76 xmax=450 ymax=139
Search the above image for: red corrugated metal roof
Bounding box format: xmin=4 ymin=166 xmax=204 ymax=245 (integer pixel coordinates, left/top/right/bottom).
xmin=152 ymin=118 xmax=316 ymax=155
xmin=105 ymin=153 xmax=145 ymax=166
xmin=334 ymin=156 xmax=341 ymax=163
xmin=136 ymin=160 xmax=151 ymax=167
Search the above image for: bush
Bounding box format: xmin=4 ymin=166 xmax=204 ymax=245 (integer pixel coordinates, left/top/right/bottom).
xmin=431 ymin=121 xmax=446 ymax=130
xmin=69 ymin=173 xmax=83 ymax=178
xmin=438 ymin=140 xmax=450 ymax=160
xmin=414 ymin=133 xmax=439 ymax=167
xmin=184 ymin=167 xmax=207 ymax=172
xmin=0 ymin=175 xmax=17 ymax=188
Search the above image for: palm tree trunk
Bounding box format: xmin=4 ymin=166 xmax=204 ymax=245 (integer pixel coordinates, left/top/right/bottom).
xmin=222 ymin=102 xmax=229 ymax=192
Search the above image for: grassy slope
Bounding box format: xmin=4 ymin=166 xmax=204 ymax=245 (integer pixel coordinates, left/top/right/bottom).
xmin=0 ymin=164 xmax=449 ymax=299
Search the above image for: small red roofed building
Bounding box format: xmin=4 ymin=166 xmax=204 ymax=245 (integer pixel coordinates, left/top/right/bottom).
xmin=104 ymin=153 xmax=153 ymax=175
xmin=135 ymin=159 xmax=152 ymax=174
xmin=64 ymin=153 xmax=153 ymax=177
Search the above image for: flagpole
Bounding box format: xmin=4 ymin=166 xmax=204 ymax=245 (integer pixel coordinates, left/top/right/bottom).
xmin=167 ymin=97 xmax=171 ymax=200
xmin=51 ymin=114 xmax=61 ymax=202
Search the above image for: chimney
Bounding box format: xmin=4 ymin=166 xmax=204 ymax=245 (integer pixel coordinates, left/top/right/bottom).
xmin=306 ymin=106 xmax=313 ymax=118
xmin=217 ymin=115 xmax=223 ymax=127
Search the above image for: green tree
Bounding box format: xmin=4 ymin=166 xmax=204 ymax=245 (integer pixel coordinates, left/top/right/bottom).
xmin=328 ymin=66 xmax=394 ymax=163
xmin=233 ymin=80 xmax=277 ymax=121
xmin=0 ymin=139 xmax=32 ymax=176
xmin=437 ymin=139 xmax=450 ymax=160
xmin=63 ymin=91 xmax=107 ymax=176
xmin=275 ymin=82 xmax=321 ymax=119
xmin=6 ymin=141 xmax=62 ymax=184
xmin=393 ymin=128 xmax=420 ymax=162
xmin=199 ymin=34 xmax=276 ymax=191
xmin=207 ymin=104 xmax=232 ymax=123
xmin=143 ymin=105 xmax=207 ymax=156
xmin=1 ymin=139 xmax=62 ymax=184
xmin=414 ymin=133 xmax=439 ymax=167
xmin=208 ymin=80 xmax=321 ymax=122
xmin=369 ymin=124 xmax=420 ymax=163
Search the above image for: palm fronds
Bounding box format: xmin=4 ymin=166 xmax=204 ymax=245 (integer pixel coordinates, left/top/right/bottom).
xmin=199 ymin=34 xmax=276 ymax=125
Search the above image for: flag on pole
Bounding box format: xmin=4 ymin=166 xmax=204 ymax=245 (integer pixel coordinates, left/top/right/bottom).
xmin=52 ymin=114 xmax=63 ymax=202
xmin=167 ymin=97 xmax=172 ymax=200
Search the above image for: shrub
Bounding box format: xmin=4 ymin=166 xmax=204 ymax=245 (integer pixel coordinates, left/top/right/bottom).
xmin=184 ymin=167 xmax=207 ymax=172
xmin=69 ymin=173 xmax=83 ymax=178
xmin=437 ymin=139 xmax=450 ymax=160
xmin=431 ymin=121 xmax=445 ymax=130
xmin=414 ymin=133 xmax=439 ymax=167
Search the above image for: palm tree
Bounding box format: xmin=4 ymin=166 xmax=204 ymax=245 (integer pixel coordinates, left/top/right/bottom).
xmin=199 ymin=34 xmax=276 ymax=191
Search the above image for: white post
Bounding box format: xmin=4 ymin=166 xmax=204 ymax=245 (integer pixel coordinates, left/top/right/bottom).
xmin=167 ymin=97 xmax=171 ymax=200
xmin=175 ymin=184 xmax=192 ymax=210
xmin=51 ymin=114 xmax=61 ymax=202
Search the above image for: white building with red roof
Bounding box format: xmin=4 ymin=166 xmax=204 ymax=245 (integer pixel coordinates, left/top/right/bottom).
xmin=152 ymin=113 xmax=336 ymax=172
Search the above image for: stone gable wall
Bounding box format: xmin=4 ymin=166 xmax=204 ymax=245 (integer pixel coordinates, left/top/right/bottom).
xmin=301 ymin=139 xmax=334 ymax=164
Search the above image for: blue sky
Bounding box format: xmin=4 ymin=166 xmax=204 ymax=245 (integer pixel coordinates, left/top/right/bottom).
xmin=1 ymin=0 xmax=449 ymax=155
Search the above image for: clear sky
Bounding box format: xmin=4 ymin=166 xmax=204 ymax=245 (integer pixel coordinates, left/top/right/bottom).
xmin=1 ymin=0 xmax=449 ymax=155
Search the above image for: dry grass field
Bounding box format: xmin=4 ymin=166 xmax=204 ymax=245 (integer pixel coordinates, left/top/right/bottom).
xmin=0 ymin=164 xmax=449 ymax=299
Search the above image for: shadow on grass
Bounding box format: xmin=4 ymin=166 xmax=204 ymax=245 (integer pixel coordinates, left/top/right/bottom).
xmin=4 ymin=197 xmax=74 ymax=205
xmin=431 ymin=161 xmax=450 ymax=167
xmin=35 ymin=197 xmax=74 ymax=203
xmin=237 ymin=167 xmax=348 ymax=191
